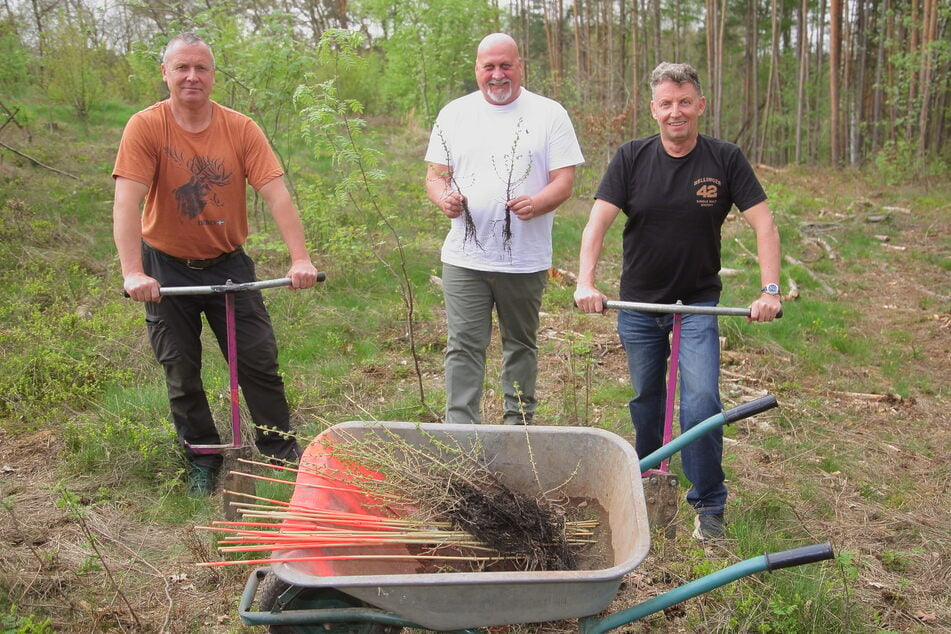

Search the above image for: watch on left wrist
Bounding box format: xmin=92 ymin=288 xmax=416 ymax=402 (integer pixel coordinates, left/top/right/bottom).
xmin=761 ymin=283 xmax=780 ymax=296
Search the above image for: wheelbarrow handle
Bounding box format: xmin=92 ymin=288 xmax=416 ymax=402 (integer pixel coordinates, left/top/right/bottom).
xmin=724 ymin=394 xmax=779 ymax=423
xmin=602 ymin=300 xmax=782 ymax=319
xmin=765 ymin=542 xmax=836 ymax=571
xmin=580 ymin=543 xmax=835 ymax=634
xmin=638 ymin=396 xmax=778 ymax=472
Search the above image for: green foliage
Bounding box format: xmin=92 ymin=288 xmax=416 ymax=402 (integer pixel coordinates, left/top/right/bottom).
xmin=211 ymin=12 xmax=320 ymax=167
xmin=713 ymin=507 xmax=863 ymax=632
xmin=551 ymin=328 xmax=597 ymax=425
xmin=874 ymin=139 xmax=949 ymax=185
xmin=0 ymin=297 xmax=138 ymax=426
xmin=42 ymin=13 xmax=112 ymax=120
xmin=0 ymin=18 xmax=30 ymax=96
xmin=880 ymin=549 xmax=912 ymax=573
xmin=1 ymin=0 xmax=949 ymax=172
xmin=358 ymin=0 xmax=501 ymax=120
xmin=292 ymin=28 xmax=434 ymax=415
xmin=294 ymin=29 xmax=434 ymax=278
xmin=62 ymin=411 xmax=181 ymax=489
xmin=0 ymin=606 xmax=53 ymax=634
xmin=120 ymin=39 xmax=166 ymax=104
xmin=295 ymin=183 xmax=378 ymax=267
xmin=293 ymin=32 xmax=383 ymax=271
xmin=0 ymin=196 xmax=139 ymax=427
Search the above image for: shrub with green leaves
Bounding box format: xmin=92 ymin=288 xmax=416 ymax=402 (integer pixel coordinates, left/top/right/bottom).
xmin=0 ymin=605 xmax=53 ymax=634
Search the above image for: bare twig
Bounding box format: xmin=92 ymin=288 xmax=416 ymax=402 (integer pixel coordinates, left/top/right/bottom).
xmin=786 ymin=276 xmax=800 ymax=300
xmin=812 ymin=236 xmax=839 ymax=260
xmin=84 ymin=513 xmax=174 ymax=633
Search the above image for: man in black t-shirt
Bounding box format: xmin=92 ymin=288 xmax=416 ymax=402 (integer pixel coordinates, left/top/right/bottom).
xmin=574 ymin=62 xmax=782 ymax=541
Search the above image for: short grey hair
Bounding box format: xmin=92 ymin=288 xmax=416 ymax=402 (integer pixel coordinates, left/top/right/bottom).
xmin=163 ymin=32 xmax=215 ymax=67
xmin=650 ymin=62 xmax=702 ymax=95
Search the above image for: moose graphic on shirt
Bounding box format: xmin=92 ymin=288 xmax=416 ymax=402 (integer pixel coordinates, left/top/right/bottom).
xmin=164 ymin=147 xmax=233 ymax=221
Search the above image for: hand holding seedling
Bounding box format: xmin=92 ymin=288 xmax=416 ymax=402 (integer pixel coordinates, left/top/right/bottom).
xmin=507 ymin=194 xmax=536 ymax=220
xmin=437 ymin=190 xmax=466 ymax=219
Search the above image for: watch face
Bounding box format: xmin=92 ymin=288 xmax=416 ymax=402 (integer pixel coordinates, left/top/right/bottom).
xmin=763 ymin=283 xmax=780 ymax=295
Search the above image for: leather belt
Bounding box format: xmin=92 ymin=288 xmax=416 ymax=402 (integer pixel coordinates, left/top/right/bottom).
xmin=165 ymin=247 xmax=243 ymax=270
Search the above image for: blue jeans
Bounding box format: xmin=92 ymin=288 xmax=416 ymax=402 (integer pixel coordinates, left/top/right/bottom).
xmin=442 ymin=263 xmax=548 ymax=424
xmin=617 ymin=303 xmax=726 ymax=515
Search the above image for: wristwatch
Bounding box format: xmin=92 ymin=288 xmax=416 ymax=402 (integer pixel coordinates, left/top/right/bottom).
xmin=761 ymin=283 xmax=781 ymax=296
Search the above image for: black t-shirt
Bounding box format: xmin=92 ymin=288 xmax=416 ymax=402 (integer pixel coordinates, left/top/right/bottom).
xmin=595 ymin=134 xmax=767 ymax=304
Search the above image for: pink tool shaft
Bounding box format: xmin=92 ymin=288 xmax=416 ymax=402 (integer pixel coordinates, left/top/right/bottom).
xmin=659 ymin=313 xmax=682 ymax=473
xmin=226 ymin=291 xmax=241 ymax=448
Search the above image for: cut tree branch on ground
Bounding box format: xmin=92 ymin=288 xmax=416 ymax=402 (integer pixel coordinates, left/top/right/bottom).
xmin=800 ymin=388 xmax=904 ymax=404
xmin=0 ymin=139 xmax=78 ymax=179
xmin=786 ymin=276 xmax=800 ymax=300
xmin=785 ymin=255 xmax=836 ymax=295
xmin=723 ymin=368 xmax=903 ymax=404
xmin=810 ymin=236 xmax=838 ymax=260
xmin=0 ymin=100 xmax=29 ymax=138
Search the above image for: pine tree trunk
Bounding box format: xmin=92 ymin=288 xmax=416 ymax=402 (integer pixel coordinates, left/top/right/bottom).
xmin=829 ymin=0 xmax=843 ymax=165
xmin=795 ymin=0 xmax=809 ymax=163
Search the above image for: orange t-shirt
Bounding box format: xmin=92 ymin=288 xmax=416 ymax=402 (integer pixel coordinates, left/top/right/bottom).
xmin=112 ymin=100 xmax=283 ymax=260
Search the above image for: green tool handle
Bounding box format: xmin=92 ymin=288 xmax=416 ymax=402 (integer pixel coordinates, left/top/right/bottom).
xmin=580 ymin=543 xmax=834 ymax=633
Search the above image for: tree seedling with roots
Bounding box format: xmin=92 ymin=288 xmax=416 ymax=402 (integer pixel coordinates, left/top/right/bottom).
xmin=494 ymin=116 xmax=532 ymax=255
xmin=432 ymin=126 xmax=481 ymax=250
xmin=432 ymin=119 xmax=532 ymax=256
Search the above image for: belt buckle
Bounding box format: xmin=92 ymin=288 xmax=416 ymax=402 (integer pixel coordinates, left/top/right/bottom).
xmin=185 ymin=258 xmax=206 ymax=270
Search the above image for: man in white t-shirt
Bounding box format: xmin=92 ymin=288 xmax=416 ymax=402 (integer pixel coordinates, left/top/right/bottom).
xmin=425 ymin=33 xmax=584 ymax=425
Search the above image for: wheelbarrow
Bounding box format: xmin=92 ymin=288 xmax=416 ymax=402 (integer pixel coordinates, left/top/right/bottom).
xmin=136 ymin=276 xmax=324 ymax=516
xmin=235 ymin=398 xmax=832 ymax=633
xmin=602 ymin=300 xmax=783 ymax=538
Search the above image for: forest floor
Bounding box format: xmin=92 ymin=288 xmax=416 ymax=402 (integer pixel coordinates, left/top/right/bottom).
xmin=0 ymin=139 xmax=948 ymax=632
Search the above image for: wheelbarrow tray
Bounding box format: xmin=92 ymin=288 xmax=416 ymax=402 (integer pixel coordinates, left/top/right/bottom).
xmin=269 ymin=421 xmax=650 ymax=631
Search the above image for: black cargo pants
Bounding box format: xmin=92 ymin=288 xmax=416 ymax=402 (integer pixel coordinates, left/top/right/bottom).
xmin=141 ymin=241 xmax=299 ymax=468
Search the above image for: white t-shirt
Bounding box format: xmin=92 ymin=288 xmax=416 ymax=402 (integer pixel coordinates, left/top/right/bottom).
xmin=425 ymin=89 xmax=584 ymax=273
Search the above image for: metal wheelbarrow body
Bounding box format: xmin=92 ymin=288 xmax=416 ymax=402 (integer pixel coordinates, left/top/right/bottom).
xmin=237 ymin=398 xmax=832 ymax=632
xmin=260 ymin=421 xmax=651 ymax=630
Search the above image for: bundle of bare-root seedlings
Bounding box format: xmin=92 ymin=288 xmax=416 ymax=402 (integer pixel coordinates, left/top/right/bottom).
xmin=198 ymin=426 xmax=599 ymax=573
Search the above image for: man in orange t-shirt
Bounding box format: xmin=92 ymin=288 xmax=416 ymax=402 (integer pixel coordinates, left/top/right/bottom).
xmin=113 ymin=32 xmax=319 ymax=496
